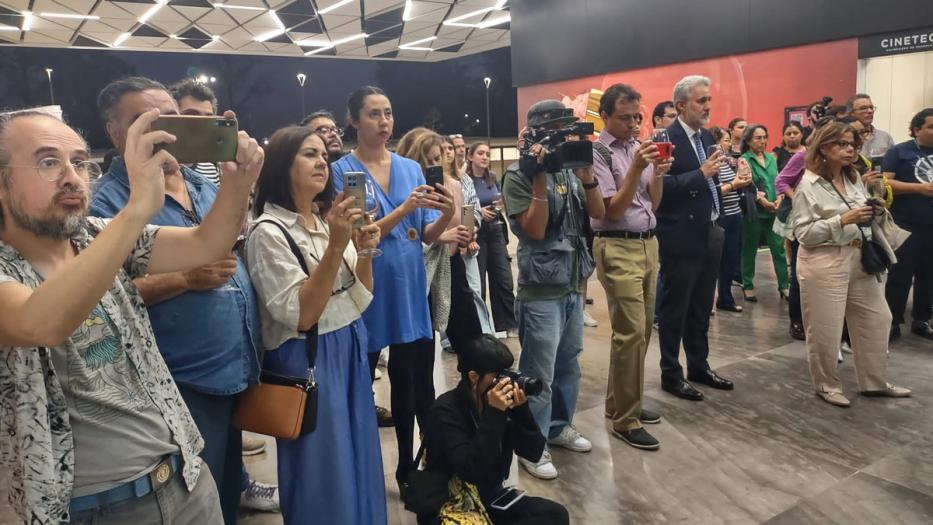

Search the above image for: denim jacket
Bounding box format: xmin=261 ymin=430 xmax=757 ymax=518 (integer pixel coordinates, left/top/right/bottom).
xmin=90 ymin=158 xmax=260 ymax=395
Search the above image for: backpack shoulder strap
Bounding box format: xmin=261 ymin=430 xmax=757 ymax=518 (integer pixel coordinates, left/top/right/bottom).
xmin=591 ymin=140 xmax=613 ymax=171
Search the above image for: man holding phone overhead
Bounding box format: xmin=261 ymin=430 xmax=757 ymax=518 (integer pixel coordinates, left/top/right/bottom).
xmin=90 ymin=77 xmax=264 ymax=524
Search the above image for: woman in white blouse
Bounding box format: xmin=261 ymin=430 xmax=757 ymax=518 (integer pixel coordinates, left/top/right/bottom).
xmin=245 ymin=127 xmax=386 ymax=524
xmin=792 ymin=121 xmax=910 ymax=408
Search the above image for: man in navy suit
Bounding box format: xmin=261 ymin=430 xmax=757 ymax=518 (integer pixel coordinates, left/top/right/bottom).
xmin=655 ymin=75 xmax=735 ymax=400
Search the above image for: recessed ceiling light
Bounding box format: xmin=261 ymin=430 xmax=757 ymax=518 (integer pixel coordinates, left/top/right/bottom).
xmin=318 ymin=0 xmax=354 ymax=15
xmin=399 ymin=35 xmax=436 ymax=51
xmin=40 ymin=13 xmax=101 ymax=20
xmin=112 ymin=32 xmax=131 ymax=47
xmin=402 ymin=0 xmax=414 ymax=21
xmin=138 ymin=1 xmax=168 ymax=25
xmin=213 ymin=3 xmax=266 ymax=10
xmin=442 ymin=1 xmax=508 ymax=27
xmin=0 ymin=24 xmax=19 ymax=31
xmin=21 ymin=11 xmax=33 ymax=31
xmin=304 ymin=33 xmax=367 ymax=55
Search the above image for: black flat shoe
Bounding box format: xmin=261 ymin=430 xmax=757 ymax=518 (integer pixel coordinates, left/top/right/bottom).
xmin=687 ymin=369 xmax=735 ymax=390
xmin=779 ymin=290 xmax=789 ymax=302
xmin=662 ymin=379 xmax=704 ymax=401
xmin=911 ymin=320 xmax=933 ymax=340
xmin=743 ymin=291 xmax=758 ymax=302
xmin=717 ymin=303 xmax=743 ymax=313
xmin=789 ymin=321 xmax=806 ymax=341
xmin=639 ymin=409 xmax=661 ymax=424
xmin=610 ymin=427 xmax=660 ymax=450
xmin=890 ymin=323 xmax=901 ymax=342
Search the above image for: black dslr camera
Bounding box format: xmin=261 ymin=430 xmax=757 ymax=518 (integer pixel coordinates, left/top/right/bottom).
xmin=519 ymin=121 xmax=595 ymax=176
xmin=496 ymin=369 xmax=543 ymax=396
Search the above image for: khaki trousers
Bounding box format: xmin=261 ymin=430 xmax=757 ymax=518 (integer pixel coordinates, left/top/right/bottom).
xmin=594 ymin=236 xmax=658 ymax=431
xmin=797 ymin=244 xmax=890 ymax=393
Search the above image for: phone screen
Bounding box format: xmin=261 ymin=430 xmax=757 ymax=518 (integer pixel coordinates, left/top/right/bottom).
xmin=425 ymin=165 xmax=444 ymax=189
xmin=342 ymin=172 xmax=366 ymax=229
xmin=489 ymin=488 xmax=525 ymax=510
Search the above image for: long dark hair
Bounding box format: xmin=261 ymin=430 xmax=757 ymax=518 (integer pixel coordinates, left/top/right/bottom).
xmin=740 ymin=124 xmax=768 ymax=154
xmin=465 ymin=141 xmax=496 ymax=188
xmin=253 ymin=126 xmax=334 ymax=217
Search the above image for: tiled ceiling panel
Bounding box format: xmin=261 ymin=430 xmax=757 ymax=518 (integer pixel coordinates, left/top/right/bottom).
xmin=0 ymin=0 xmax=510 ymax=61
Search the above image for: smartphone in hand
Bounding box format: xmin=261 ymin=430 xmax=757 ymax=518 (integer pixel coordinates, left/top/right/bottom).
xmin=342 ymin=171 xmax=366 ymax=229
xmin=151 ymin=115 xmax=238 ymax=164
xmin=425 ymin=165 xmax=444 ymax=190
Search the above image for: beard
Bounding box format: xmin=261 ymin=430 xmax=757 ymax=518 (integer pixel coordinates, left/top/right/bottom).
xmin=8 ymin=184 xmax=87 ymax=240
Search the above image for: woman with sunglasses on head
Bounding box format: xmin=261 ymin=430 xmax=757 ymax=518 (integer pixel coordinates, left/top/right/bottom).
xmin=740 ymin=124 xmax=790 ymax=302
xmin=329 ymin=86 xmax=456 ymax=492
xmin=245 ymin=127 xmax=386 ymax=524
xmin=792 ymin=121 xmax=910 ymax=407
xmin=467 ymin=141 xmax=518 ymax=335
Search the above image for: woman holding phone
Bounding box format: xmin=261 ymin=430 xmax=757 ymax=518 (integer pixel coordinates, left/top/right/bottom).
xmin=740 ymin=124 xmax=790 ymax=302
xmin=709 ymin=127 xmax=752 ymax=312
xmin=467 ymin=142 xmax=518 ymax=335
xmin=246 ymin=127 xmax=386 ymax=523
xmin=329 ymin=86 xmax=455 ymax=491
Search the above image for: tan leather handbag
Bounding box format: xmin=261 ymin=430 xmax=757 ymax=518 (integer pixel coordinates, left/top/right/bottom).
xmin=233 ymin=220 xmax=318 ymax=440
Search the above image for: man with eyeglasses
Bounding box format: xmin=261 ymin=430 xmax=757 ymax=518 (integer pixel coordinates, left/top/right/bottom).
xmin=847 ymin=94 xmax=895 ymax=158
xmin=0 ymin=108 xmax=262 ymax=524
xmin=89 ymin=77 xmax=265 ymax=524
xmin=301 ymin=110 xmax=345 ymax=162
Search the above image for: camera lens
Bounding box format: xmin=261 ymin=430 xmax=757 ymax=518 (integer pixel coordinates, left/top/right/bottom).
xmin=518 ymin=377 xmax=543 ymax=397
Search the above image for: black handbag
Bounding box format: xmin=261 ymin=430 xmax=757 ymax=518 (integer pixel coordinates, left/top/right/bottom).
xmin=403 ymin=441 xmax=450 ymax=516
xmin=827 ymin=181 xmax=891 ymax=276
xmin=776 ymin=195 xmax=793 ymax=222
xmin=233 ymin=220 xmax=319 ymax=439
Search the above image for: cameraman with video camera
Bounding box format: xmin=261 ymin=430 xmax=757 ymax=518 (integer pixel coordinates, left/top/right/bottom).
xmin=418 ymin=335 xmax=569 ymax=525
xmin=502 ymin=100 xmax=605 ymax=480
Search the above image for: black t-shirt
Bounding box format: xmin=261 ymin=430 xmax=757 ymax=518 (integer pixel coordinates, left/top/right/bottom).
xmin=882 ymin=140 xmax=933 ymax=231
xmin=772 ymin=147 xmax=799 ymax=172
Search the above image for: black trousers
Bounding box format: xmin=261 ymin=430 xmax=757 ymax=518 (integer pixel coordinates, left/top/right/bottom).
xmin=788 ymin=240 xmax=803 ymax=324
xmin=885 ymin=229 xmax=933 ymax=325
xmin=447 ymin=252 xmax=485 ymax=351
xmin=659 ymin=224 xmax=724 ymax=383
xmin=417 ymin=495 xmax=569 ymax=525
xmin=389 ymin=338 xmax=435 ymax=481
xmin=477 ymin=220 xmax=517 ymax=332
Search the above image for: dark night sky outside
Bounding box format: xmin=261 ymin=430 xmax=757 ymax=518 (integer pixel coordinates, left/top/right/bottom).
xmin=0 ymin=45 xmax=517 ymax=150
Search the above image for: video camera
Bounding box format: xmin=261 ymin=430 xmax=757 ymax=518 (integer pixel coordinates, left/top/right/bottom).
xmin=496 ymin=369 xmax=543 ymax=397
xmin=519 ymin=120 xmax=595 ymax=175
xmin=811 ymin=96 xmax=833 ymax=120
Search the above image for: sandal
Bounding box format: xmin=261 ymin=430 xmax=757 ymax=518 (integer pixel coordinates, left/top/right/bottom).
xmin=743 ymin=290 xmax=758 ymax=303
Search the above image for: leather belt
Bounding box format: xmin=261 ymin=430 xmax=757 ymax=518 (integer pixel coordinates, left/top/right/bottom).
xmin=594 ymin=229 xmax=655 ymax=240
xmin=69 ymin=454 xmax=183 ymax=515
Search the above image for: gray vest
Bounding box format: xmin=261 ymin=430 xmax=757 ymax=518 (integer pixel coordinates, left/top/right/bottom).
xmin=504 ymin=164 xmax=595 ymax=288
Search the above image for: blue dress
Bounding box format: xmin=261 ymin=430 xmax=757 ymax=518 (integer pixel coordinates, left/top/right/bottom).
xmin=331 ymin=153 xmax=440 ymax=352
xmin=263 ymin=320 xmax=386 ymax=525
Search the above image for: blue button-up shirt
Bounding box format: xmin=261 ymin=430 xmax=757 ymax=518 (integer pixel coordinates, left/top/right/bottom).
xmin=90 ymin=157 xmax=260 ymax=395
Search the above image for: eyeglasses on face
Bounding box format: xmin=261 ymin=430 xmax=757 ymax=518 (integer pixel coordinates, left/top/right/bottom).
xmin=832 ymin=140 xmax=856 ymax=149
xmin=5 ymin=157 xmax=101 ymax=182
xmin=313 ymin=125 xmax=344 ymax=137
xmin=854 ymin=105 xmax=877 ymax=113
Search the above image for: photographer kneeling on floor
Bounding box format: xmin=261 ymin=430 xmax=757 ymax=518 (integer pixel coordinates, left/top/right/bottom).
xmin=415 ymin=335 xmax=569 ymax=525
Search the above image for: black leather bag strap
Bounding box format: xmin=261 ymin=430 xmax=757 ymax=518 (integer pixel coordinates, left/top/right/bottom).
xmin=254 ymin=219 xmax=318 ymax=369
xmin=825 ymin=179 xmax=870 ymax=243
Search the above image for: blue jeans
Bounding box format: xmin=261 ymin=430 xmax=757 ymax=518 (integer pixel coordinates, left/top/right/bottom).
xmin=464 ymin=254 xmax=493 ymax=334
xmin=516 ymin=293 xmax=583 ymax=440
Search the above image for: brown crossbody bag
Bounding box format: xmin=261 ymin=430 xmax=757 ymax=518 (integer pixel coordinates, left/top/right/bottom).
xmin=233 ymin=220 xmax=318 ymax=440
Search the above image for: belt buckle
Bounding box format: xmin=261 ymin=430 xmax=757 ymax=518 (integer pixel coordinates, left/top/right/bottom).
xmin=149 ymin=458 xmax=173 ymax=490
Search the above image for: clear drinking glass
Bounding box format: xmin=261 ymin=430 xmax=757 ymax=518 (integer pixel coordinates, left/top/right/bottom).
xmin=358 ymin=176 xmax=383 ymax=258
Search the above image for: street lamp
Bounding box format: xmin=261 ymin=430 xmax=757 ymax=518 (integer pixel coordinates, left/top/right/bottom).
xmin=483 ymin=77 xmax=492 ymax=142
xmin=45 ymin=68 xmax=54 ymax=105
xmin=296 ymin=73 xmax=307 ymax=118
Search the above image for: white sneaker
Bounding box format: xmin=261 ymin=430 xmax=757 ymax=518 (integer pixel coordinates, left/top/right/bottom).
xmin=377 ymin=348 xmax=388 ymax=368
xmin=240 ymin=479 xmax=280 ymax=512
xmin=841 ymin=341 xmax=853 ymax=354
xmin=518 ymin=449 xmax=558 ymax=480
xmin=547 ymin=424 xmax=593 ymax=453
xmin=582 ymin=310 xmax=598 ymax=327
xmin=374 ymin=368 xmax=382 ymax=380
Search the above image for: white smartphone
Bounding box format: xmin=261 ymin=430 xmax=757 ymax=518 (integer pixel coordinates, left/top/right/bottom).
xmin=342 ymin=171 xmax=366 ymax=229
xmin=489 ymin=487 xmax=526 ymax=511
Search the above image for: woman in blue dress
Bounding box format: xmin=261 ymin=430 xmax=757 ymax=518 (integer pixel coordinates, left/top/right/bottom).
xmin=331 ymin=86 xmax=455 ymax=491
xmin=246 ymin=127 xmax=386 ymax=524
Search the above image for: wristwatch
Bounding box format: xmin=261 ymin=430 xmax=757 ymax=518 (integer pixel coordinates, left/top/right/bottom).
xmin=582 ymin=180 xmax=599 ymax=190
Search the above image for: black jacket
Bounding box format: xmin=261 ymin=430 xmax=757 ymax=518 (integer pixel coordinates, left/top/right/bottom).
xmin=655 ymin=120 xmax=723 ymax=258
xmin=423 ymin=383 xmax=545 ymax=504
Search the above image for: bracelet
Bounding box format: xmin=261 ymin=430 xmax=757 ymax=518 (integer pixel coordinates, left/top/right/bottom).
xmin=582 ymin=180 xmax=600 ymax=190
xmin=532 ymin=196 xmax=548 ymax=203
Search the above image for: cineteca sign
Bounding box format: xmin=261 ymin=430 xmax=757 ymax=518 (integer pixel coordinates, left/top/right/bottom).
xmin=860 ymin=26 xmax=933 ymax=58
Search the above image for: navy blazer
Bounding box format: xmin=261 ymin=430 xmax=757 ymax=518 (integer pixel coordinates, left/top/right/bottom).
xmin=655 ymin=120 xmax=722 ymax=258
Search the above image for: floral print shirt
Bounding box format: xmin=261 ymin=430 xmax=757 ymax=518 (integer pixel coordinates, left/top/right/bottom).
xmin=0 ymin=217 xmax=204 ymax=524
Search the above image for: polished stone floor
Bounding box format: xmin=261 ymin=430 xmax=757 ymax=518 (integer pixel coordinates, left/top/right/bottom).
xmin=236 ymin=251 xmax=933 ymax=525
xmin=2 ymin=251 xmax=930 ymax=525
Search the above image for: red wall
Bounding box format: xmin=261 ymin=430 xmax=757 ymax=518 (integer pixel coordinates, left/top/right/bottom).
xmin=517 ymin=39 xmax=858 ymax=145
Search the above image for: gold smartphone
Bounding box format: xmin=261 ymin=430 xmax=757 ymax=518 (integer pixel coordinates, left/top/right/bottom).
xmin=462 ymin=203 xmax=475 ymax=231
xmin=151 ymin=115 xmax=238 ymax=164
xmin=343 ymin=171 xmax=366 ymax=229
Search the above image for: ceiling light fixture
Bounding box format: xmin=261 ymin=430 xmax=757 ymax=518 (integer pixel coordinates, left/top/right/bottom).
xmin=399 ymin=35 xmax=436 ymax=51
xmin=213 ymin=3 xmax=266 ymax=10
xmin=318 ymin=0 xmax=354 ymax=15
xmin=0 ymin=24 xmax=19 ymax=31
xmin=138 ymin=1 xmax=168 ymax=25
xmin=304 ymin=32 xmax=367 ymax=55
xmin=402 ymin=0 xmax=414 ymax=21
xmin=112 ymin=32 xmax=131 ymax=47
xmin=442 ymin=0 xmax=507 ymax=27
xmin=21 ymin=11 xmax=33 ymax=31
xmin=40 ymin=12 xmax=101 ymax=20
xmin=255 ymin=9 xmax=286 ymax=41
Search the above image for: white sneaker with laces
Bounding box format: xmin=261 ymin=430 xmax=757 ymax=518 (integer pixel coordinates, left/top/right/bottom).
xmin=518 ymin=449 xmax=558 ymax=480
xmin=547 ymin=424 xmax=593 ymax=453
xmin=240 ymin=479 xmax=280 ymax=512
xmin=582 ymin=310 xmax=598 ymax=328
